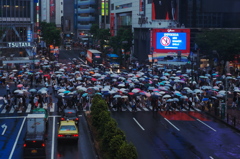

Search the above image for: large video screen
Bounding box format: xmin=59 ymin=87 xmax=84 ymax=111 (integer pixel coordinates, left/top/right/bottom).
xmin=156 ymin=32 xmax=186 ymax=50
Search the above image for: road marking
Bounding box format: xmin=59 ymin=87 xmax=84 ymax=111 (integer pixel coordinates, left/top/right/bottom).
xmin=26 ymin=104 xmax=31 ymax=113
xmin=49 ymin=115 xmax=61 ymax=117
xmin=9 ymin=107 xmax=15 ymax=113
xmin=50 ymin=103 xmax=55 ymax=112
xmin=209 ymin=156 xmax=214 ymax=159
xmin=164 ymin=118 xmax=180 ymax=131
xmin=1 ymin=108 xmax=7 ymax=114
xmin=133 ymin=117 xmax=145 ymax=131
xmin=143 ymin=107 xmax=149 ymax=111
xmin=0 ymin=116 xmax=25 ymax=119
xmin=196 ymin=119 xmax=216 ymax=132
xmin=9 ymin=117 xmax=26 ymax=159
xmin=1 ymin=124 xmax=7 ymax=135
xmin=51 ymin=116 xmax=56 ymax=159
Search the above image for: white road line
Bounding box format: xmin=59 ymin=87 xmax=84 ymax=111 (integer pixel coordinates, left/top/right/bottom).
xmin=195 ymin=108 xmax=201 ymax=112
xmin=164 ymin=118 xmax=180 ymax=131
xmin=0 ymin=104 xmax=2 ymax=109
xmin=136 ymin=108 xmax=141 ymax=111
xmin=196 ymin=119 xmax=216 ymax=132
xmin=26 ymin=104 xmax=31 ymax=113
xmin=9 ymin=107 xmax=15 ymax=113
xmin=9 ymin=117 xmax=26 ymax=159
xmin=50 ymin=103 xmax=55 ymax=112
xmin=0 ymin=116 xmax=25 ymax=119
xmin=143 ymin=107 xmax=149 ymax=111
xmin=133 ymin=117 xmax=145 ymax=131
xmin=49 ymin=115 xmax=61 ymax=117
xmin=209 ymin=156 xmax=214 ymax=159
xmin=51 ymin=116 xmax=56 ymax=159
xmin=1 ymin=108 xmax=7 ymax=114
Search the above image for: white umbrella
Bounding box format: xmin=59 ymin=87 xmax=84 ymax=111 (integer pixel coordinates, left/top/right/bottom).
xmin=76 ymin=77 xmax=82 ymax=80
xmin=118 ymin=83 xmax=125 ymax=87
xmin=163 ymin=94 xmax=171 ymax=98
xmin=132 ymin=89 xmax=140 ymax=93
xmin=59 ymin=68 xmax=65 ymax=72
xmin=180 ymin=95 xmax=188 ymax=99
xmin=58 ymin=89 xmax=66 ymax=93
xmin=113 ymin=95 xmax=121 ymax=98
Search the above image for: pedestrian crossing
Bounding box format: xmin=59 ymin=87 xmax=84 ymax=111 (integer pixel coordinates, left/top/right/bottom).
xmin=0 ymin=103 xmax=202 ymax=114
xmin=0 ymin=103 xmax=55 ymax=114
xmin=109 ymin=105 xmax=201 ymax=112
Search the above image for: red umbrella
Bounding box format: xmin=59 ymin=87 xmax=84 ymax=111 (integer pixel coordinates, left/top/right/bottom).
xmin=91 ymin=78 xmax=97 ymax=81
xmin=128 ymin=92 xmax=135 ymax=95
xmin=17 ymin=84 xmax=23 ymax=88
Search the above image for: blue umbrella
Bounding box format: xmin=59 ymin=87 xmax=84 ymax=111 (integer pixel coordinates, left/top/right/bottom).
xmin=202 ymin=98 xmax=209 ymax=101
xmin=63 ymin=90 xmax=71 ymax=94
xmin=82 ymin=93 xmax=88 ymax=97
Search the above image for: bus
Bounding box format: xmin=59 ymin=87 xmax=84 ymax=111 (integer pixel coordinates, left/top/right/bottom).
xmin=106 ymin=54 xmax=120 ymax=68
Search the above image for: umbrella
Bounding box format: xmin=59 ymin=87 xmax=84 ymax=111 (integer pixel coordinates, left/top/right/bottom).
xmin=17 ymin=84 xmax=23 ymax=88
xmin=14 ymin=90 xmax=23 ymax=94
xmin=113 ymin=95 xmax=121 ymax=98
xmin=148 ymin=86 xmax=155 ymax=90
xmin=58 ymin=89 xmax=66 ymax=93
xmin=167 ymin=99 xmax=173 ymax=102
xmin=132 ymin=89 xmax=140 ymax=93
xmin=82 ymin=93 xmax=88 ymax=97
xmin=180 ymin=95 xmax=188 ymax=99
xmin=63 ymin=90 xmax=71 ymax=94
xmin=202 ymin=98 xmax=209 ymax=101
xmin=91 ymin=78 xmax=97 ymax=81
xmin=163 ymin=94 xmax=171 ymax=98
xmin=29 ymin=88 xmax=37 ymax=93
xmin=118 ymin=83 xmax=125 ymax=87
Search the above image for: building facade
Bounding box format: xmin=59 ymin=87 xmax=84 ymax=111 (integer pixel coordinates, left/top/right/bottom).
xmin=0 ymin=0 xmax=36 ymax=57
xmin=110 ymin=0 xmax=240 ymax=62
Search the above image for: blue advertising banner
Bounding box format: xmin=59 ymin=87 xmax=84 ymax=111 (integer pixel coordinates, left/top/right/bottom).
xmin=156 ymin=32 xmax=187 ymax=50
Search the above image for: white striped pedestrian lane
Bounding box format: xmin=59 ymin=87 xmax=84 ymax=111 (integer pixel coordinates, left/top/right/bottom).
xmin=0 ymin=103 xmax=56 ymax=114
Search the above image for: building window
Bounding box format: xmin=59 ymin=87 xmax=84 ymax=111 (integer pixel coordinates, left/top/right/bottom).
xmin=115 ymin=3 xmax=132 ymax=10
xmin=111 ymin=4 xmax=114 ymax=10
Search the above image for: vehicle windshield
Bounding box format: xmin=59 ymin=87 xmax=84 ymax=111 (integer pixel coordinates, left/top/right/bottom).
xmin=60 ymin=125 xmax=76 ymax=131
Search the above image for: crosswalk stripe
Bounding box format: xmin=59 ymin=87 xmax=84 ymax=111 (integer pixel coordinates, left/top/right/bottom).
xmin=26 ymin=104 xmax=32 ymax=113
xmin=9 ymin=107 xmax=15 ymax=113
xmin=1 ymin=107 xmax=7 ymax=114
xmin=0 ymin=104 xmax=3 ymax=109
xmin=50 ymin=103 xmax=55 ymax=112
xmin=143 ymin=107 xmax=149 ymax=111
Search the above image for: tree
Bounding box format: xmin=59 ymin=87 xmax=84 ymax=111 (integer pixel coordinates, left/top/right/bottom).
xmin=195 ymin=29 xmax=240 ymax=62
xmin=115 ymin=142 xmax=138 ymax=159
xmin=40 ymin=22 xmax=61 ymax=46
xmin=100 ymin=118 xmax=118 ymax=152
xmin=109 ymin=135 xmax=126 ymax=159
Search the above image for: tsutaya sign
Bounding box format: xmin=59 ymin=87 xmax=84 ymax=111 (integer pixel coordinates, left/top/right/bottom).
xmin=7 ymin=42 xmax=32 ymax=48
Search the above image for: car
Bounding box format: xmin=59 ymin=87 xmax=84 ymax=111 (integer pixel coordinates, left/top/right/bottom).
xmin=58 ymin=120 xmax=79 ymax=140
xmin=60 ymin=108 xmax=79 ymax=123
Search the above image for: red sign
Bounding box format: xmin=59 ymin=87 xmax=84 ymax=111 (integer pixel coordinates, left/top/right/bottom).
xmin=110 ymin=13 xmax=115 ymax=36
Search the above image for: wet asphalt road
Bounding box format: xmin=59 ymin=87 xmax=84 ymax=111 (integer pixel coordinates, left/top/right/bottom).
xmin=111 ymin=111 xmax=240 ymax=159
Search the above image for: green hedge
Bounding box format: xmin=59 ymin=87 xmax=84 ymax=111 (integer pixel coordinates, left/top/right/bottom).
xmin=90 ymin=95 xmax=138 ymax=159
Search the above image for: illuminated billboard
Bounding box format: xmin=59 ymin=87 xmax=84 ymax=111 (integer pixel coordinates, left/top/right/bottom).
xmin=156 ymin=32 xmax=186 ymax=50
xmin=151 ymin=29 xmax=190 ymax=62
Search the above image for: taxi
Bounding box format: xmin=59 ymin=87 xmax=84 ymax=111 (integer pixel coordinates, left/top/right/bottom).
xmin=58 ymin=120 xmax=79 ymax=140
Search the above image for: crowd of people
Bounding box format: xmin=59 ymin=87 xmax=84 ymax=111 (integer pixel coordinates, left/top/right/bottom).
xmin=0 ymin=58 xmax=239 ymax=116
